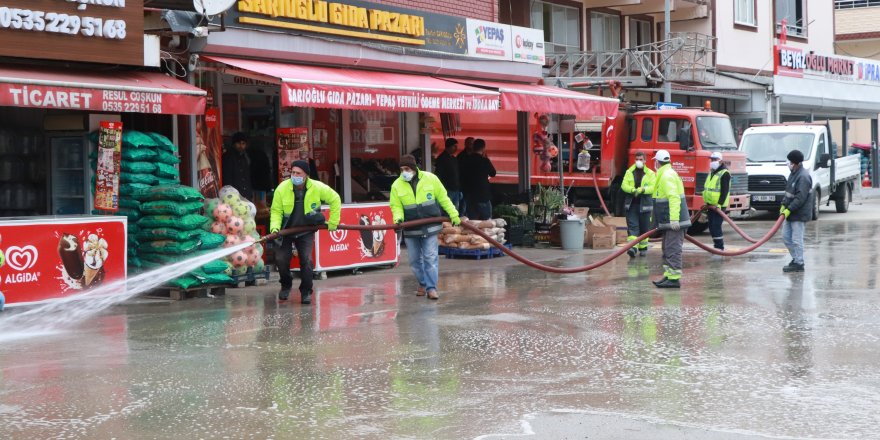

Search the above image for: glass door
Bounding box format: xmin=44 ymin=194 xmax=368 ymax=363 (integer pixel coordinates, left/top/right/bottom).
xmin=51 ymin=136 xmax=88 ymax=215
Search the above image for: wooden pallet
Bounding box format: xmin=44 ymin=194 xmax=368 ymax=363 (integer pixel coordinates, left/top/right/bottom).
xmin=229 ymin=268 xmax=271 ymax=288
xmin=439 ymin=243 xmax=511 ymax=260
xmin=150 ymin=285 xmax=227 ymax=300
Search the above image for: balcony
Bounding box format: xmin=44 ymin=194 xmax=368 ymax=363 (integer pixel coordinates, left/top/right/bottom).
xmin=545 ymin=32 xmax=716 ymax=88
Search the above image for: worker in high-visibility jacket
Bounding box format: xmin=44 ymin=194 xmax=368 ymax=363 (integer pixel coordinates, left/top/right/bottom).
xmin=621 ymin=151 xmax=656 ymax=258
xmin=390 ymin=154 xmax=460 ymax=300
xmin=270 ymin=160 xmax=342 ymax=305
xmin=702 ymin=151 xmax=731 ymax=250
xmin=651 ymin=150 xmax=691 ymax=289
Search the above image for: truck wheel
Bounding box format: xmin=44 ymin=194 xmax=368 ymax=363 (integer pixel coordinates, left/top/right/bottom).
xmin=835 ymin=184 xmax=851 ymax=213
xmin=812 ymin=189 xmax=820 ymax=221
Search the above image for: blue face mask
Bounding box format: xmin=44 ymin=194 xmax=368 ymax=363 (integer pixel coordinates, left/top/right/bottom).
xmin=292 ymin=176 xmax=305 ymax=186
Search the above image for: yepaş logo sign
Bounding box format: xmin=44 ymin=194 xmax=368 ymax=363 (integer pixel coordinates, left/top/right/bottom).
xmin=466 ymin=19 xmax=512 ymax=60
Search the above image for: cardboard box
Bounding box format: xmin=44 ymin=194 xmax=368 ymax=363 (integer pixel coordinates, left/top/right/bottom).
xmin=591 ymin=233 xmax=616 ymax=249
xmin=585 ymin=218 xmax=616 ymax=248
xmin=572 ymin=207 xmax=590 ymax=219
xmin=599 ymin=216 xmax=629 ymax=244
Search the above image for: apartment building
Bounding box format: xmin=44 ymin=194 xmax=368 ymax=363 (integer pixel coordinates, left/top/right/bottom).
xmin=501 ymin=0 xmax=880 ymax=147
xmin=835 ymin=0 xmax=880 ymax=145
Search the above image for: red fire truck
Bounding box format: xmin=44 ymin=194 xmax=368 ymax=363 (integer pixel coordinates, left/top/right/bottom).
xmin=432 ymin=102 xmax=750 ymax=233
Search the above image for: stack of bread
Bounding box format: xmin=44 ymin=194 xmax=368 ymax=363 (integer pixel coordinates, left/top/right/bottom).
xmin=438 ymin=218 xmax=507 ymax=251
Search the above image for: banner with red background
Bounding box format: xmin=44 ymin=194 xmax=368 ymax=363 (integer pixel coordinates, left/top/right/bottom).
xmin=94 ymin=121 xmax=122 ymax=212
xmin=0 ymin=217 xmax=127 ymax=305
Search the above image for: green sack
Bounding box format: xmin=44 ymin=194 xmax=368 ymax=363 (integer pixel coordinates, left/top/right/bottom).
xmin=121 ymin=172 xmax=159 ymax=185
xmin=200 ymin=260 xmax=231 ymax=274
xmin=94 ymin=208 xmax=140 ymax=222
xmin=127 ymin=223 xmax=140 ymax=235
xmin=198 ymin=231 xmax=226 ymax=250
xmin=140 ymin=239 xmax=201 ymax=255
xmin=121 ymin=183 xmax=152 ymax=197
xmin=128 ymin=256 xmax=143 ymax=268
xmin=141 ymin=200 xmax=204 ymax=216
xmin=156 ymin=151 xmax=181 ymax=165
xmin=121 ymin=161 xmax=158 ymax=174
xmin=137 ymin=227 xmax=203 ymax=242
xmin=138 ymin=185 xmax=204 ymax=202
xmin=157 ymin=177 xmax=180 ymax=186
xmin=119 ymin=198 xmax=141 ymax=211
xmin=139 ymin=252 xmax=178 ymax=265
xmin=191 ymin=270 xmax=235 ymax=285
xmin=154 ymin=162 xmax=180 ymax=179
xmin=168 ymin=275 xmax=199 ymax=289
xmin=123 ymin=131 xmax=160 ymax=148
xmin=139 ymin=214 xmax=211 ymax=230
xmin=122 ymin=148 xmax=157 ymax=162
xmin=147 ymin=132 xmax=178 ymax=153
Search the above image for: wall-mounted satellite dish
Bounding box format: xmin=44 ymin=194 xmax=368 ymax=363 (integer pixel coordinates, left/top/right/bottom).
xmin=193 ymin=0 xmax=236 ymax=16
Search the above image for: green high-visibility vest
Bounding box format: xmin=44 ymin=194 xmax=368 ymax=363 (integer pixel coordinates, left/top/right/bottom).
xmin=703 ymin=169 xmax=729 ymax=208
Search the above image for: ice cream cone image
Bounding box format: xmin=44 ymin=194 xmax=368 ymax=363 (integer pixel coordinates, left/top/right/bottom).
xmin=83 ymin=234 xmax=109 ymax=288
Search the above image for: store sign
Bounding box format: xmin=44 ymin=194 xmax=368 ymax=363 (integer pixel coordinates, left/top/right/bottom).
xmin=0 ymin=0 xmax=144 ymax=66
xmin=774 ymin=45 xmax=880 ymax=86
xmin=291 ymin=203 xmax=399 ymax=271
xmin=282 ymin=84 xmax=500 ymax=112
xmin=230 ymin=0 xmax=468 ymax=55
xmin=0 ymin=83 xmax=203 ymax=114
xmin=0 ymin=217 xmax=126 ymax=305
xmin=94 ymin=121 xmax=122 ymax=212
xmin=466 ymin=18 xmax=511 ymax=61
xmin=511 ymin=25 xmax=544 ymax=65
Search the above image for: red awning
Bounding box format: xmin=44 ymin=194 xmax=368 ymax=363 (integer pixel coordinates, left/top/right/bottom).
xmin=0 ymin=65 xmax=206 ymax=115
xmin=444 ymin=78 xmax=619 ymax=118
xmin=204 ymin=56 xmax=501 ymax=112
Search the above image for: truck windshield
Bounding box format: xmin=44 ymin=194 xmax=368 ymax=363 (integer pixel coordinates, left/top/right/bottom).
xmin=696 ymin=116 xmax=738 ymax=150
xmin=740 ymin=133 xmax=814 ymax=163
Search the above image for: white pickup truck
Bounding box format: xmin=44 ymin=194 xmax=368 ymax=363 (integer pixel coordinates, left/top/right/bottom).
xmin=738 ymin=123 xmax=861 ymax=219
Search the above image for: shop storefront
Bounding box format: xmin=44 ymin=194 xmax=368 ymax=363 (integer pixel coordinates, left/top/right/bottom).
xmin=0 ymin=0 xmax=206 ymax=305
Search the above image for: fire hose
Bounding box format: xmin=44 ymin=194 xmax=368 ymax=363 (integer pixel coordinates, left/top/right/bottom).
xmin=260 ymin=210 xmax=786 ymax=273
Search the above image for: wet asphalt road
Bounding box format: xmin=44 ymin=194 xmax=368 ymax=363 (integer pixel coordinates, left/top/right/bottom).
xmin=2 ymin=198 xmax=880 ymax=439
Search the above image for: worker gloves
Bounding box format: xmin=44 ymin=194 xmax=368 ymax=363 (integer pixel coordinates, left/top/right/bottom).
xmin=669 ymin=223 xmax=680 ymax=231
xmin=328 ymin=225 xmax=337 ymax=231
xmin=634 ymin=188 xmax=643 ymax=195
xmin=780 ymin=205 xmax=791 ymax=219
xmin=452 ymin=218 xmax=461 ymax=226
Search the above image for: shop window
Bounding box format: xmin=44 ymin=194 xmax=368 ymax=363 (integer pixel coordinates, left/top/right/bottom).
xmin=531 ymin=1 xmax=580 ymax=54
xmin=776 ymin=0 xmax=806 ymax=37
xmin=629 ymin=18 xmax=652 ymax=48
xmin=641 ymin=118 xmax=653 ymax=142
xmin=349 ymin=111 xmax=401 ymax=202
xmin=590 ymin=11 xmax=621 ymax=52
xmin=735 ymin=0 xmax=757 ymax=26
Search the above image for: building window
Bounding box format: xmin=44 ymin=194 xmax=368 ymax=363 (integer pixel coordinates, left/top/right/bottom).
xmin=735 ymin=0 xmax=757 ymax=26
xmin=629 ymin=18 xmax=652 ymax=47
xmin=776 ymin=0 xmax=806 ymax=37
xmin=590 ymin=11 xmax=621 ymax=51
xmin=531 ymin=1 xmax=580 ymax=54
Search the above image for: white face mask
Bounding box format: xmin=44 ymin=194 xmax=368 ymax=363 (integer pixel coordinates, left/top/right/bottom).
xmin=710 ymin=161 xmax=720 ymax=170
xmin=635 ymin=160 xmax=644 ymax=169
xmin=402 ymin=171 xmax=415 ymax=182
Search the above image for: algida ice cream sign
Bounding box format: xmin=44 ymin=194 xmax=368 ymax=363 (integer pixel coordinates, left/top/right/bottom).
xmin=230 ymin=0 xmax=469 ymax=55
xmin=0 ymin=218 xmax=126 ymax=305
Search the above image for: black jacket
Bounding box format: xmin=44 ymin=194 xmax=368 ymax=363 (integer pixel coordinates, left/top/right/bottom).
xmin=460 ymin=153 xmax=496 ymax=202
xmin=222 ymin=149 xmax=253 ymax=200
xmin=434 ymin=151 xmax=460 ymax=191
xmin=248 ymin=148 xmax=273 ymax=192
xmin=782 ymin=165 xmax=813 ymax=222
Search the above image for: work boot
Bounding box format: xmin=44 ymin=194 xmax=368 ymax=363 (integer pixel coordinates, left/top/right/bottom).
xmin=713 ymin=239 xmax=724 ymax=250
xmin=639 ymin=249 xmax=648 ymax=257
xmin=427 ymin=289 xmax=439 ymax=300
xmin=783 ymin=263 xmax=805 ymax=273
xmin=278 ymin=288 xmax=290 ymax=301
xmin=627 ymin=247 xmax=637 ymax=258
xmin=301 ymin=291 xmax=313 ymax=305
xmin=652 ymin=277 xmax=668 ymax=287
xmin=416 ymin=286 xmax=426 ymax=296
xmin=654 ymin=278 xmax=681 ymax=289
